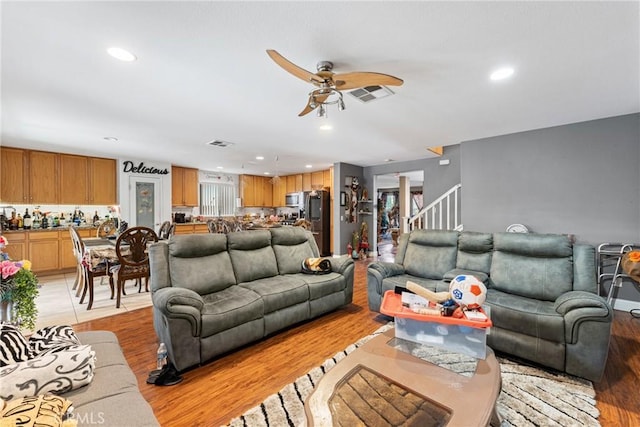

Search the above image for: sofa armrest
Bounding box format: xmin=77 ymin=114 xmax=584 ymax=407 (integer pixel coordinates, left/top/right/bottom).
xmin=368 ymin=262 xmax=405 ymax=278
xmin=153 ymin=287 xmax=204 ymax=337
xmin=330 ymin=255 xmax=354 ymax=274
xmin=554 ymin=291 xmax=613 ymax=343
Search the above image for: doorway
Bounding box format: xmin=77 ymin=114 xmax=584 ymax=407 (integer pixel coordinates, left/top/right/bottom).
xmin=129 ymin=176 xmax=162 ymax=229
xmin=374 ymin=171 xmax=423 ymax=260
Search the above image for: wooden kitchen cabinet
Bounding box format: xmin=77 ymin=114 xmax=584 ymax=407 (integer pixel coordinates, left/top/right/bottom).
xmin=311 ymin=171 xmax=324 ymax=189
xmin=260 ymin=176 xmax=273 ymax=207
xmin=323 ymin=168 xmax=333 ymax=190
xmin=0 ymin=147 xmax=28 ymax=203
xmin=60 ymin=154 xmax=88 ymax=204
xmin=302 ymin=173 xmax=312 ymax=191
xmin=272 ymin=177 xmax=286 ymax=207
xmin=29 ymin=151 xmax=59 ymax=204
xmin=286 ymin=175 xmax=296 ymax=194
xmin=2 ymin=231 xmax=26 ymax=261
xmin=241 ymin=175 xmax=274 ymax=207
xmin=172 ymin=166 xmax=199 ymax=206
xmin=89 ymin=157 xmax=117 ymax=205
xmin=28 ymin=231 xmax=59 ymax=272
xmin=1 ymin=148 xmax=58 ymax=204
xmin=240 ymin=175 xmax=256 ymax=206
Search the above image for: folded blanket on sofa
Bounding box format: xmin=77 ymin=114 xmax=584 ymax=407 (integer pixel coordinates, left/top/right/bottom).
xmin=302 ymin=257 xmax=331 ymax=274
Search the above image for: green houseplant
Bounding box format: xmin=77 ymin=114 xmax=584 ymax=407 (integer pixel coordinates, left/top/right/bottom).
xmin=1 ymin=236 xmax=40 ymax=330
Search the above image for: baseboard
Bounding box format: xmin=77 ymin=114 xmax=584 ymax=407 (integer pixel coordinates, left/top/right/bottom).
xmin=611 ymin=298 xmax=640 ymax=312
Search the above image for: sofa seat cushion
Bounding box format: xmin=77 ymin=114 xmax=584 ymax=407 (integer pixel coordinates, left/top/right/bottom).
xmin=485 ymin=289 xmax=565 ymax=343
xmin=239 ymin=276 xmax=309 ymax=313
xmin=293 ymin=272 xmax=345 ymax=300
xmin=201 ymin=286 xmax=263 ymax=337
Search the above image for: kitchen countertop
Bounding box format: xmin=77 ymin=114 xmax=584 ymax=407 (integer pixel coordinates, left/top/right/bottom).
xmin=2 ymin=225 xmax=98 ymax=233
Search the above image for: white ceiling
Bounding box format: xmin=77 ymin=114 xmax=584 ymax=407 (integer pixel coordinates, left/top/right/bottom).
xmin=2 ymin=1 xmax=638 ymax=177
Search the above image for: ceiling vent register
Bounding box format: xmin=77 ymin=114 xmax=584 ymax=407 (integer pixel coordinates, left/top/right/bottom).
xmin=348 ymin=85 xmax=395 ymax=103
xmin=208 ymin=140 xmax=234 ymax=148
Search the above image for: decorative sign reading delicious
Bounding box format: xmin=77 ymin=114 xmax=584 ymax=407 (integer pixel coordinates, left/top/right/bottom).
xmin=122 ymin=161 xmax=169 ymax=175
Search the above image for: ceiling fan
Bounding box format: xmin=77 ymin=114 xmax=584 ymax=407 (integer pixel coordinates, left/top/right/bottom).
xmin=266 ymin=49 xmax=404 ymax=117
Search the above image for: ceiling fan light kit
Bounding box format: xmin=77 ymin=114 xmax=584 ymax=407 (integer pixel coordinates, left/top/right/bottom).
xmin=266 ymin=49 xmax=403 ymax=118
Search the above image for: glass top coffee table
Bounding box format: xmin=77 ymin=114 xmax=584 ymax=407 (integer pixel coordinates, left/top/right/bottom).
xmin=305 ymin=328 xmax=501 ymax=427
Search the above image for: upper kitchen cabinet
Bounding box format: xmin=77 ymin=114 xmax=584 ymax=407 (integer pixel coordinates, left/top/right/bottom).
xmin=172 ymin=166 xmax=199 ymax=206
xmin=59 ymin=154 xmax=88 ymax=204
xmin=59 ymin=155 xmax=117 ymax=205
xmin=1 ymin=147 xmax=28 ymax=203
xmin=302 ymin=173 xmax=312 ymax=192
xmin=240 ymin=175 xmax=273 ymax=207
xmin=28 ymin=150 xmax=59 ymax=204
xmin=89 ymin=157 xmax=117 ymax=205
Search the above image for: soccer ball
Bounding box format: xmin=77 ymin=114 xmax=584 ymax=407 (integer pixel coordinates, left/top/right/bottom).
xmin=449 ymin=275 xmax=487 ymax=309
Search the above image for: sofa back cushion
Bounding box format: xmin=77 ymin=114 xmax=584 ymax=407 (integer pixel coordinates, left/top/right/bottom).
xmin=168 ymin=234 xmax=236 ymax=294
xmin=490 ymin=232 xmax=574 ymax=301
xmin=228 ymin=230 xmax=279 ymax=283
xmin=457 ymin=232 xmax=493 ymax=273
xmin=402 ymin=230 xmax=458 ymax=280
xmin=270 ymin=227 xmax=318 ymax=274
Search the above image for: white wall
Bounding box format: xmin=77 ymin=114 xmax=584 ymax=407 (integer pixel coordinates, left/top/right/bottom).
xmin=117 ymin=158 xmax=172 ymax=228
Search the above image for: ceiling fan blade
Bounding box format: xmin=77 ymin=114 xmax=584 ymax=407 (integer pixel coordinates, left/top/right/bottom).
xmin=298 ymin=93 xmax=329 ymax=117
xmin=333 ymin=72 xmax=404 ymax=90
xmin=267 ymin=49 xmax=324 ymax=85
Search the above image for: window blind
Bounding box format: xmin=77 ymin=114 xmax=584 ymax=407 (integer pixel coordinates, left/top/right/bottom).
xmin=200 ymin=183 xmax=237 ymax=216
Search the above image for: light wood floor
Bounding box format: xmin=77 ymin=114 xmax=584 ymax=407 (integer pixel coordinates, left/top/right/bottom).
xmin=72 ymin=261 xmax=640 ymax=426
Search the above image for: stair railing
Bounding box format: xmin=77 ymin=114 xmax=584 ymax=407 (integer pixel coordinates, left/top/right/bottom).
xmin=408 ymin=183 xmax=462 ymax=231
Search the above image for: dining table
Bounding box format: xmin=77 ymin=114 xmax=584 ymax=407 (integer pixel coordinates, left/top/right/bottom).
xmin=82 ymin=237 xmax=121 ymax=270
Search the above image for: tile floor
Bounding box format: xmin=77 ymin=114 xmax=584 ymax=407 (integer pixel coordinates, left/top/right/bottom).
xmin=34 ymin=272 xmax=153 ymax=330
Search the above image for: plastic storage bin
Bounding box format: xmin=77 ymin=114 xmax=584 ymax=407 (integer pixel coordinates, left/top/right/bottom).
xmin=381 ymin=290 xmax=491 ymax=359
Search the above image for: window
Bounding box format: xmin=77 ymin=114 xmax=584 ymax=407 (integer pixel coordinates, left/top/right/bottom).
xmin=200 ymin=183 xmax=237 ymax=216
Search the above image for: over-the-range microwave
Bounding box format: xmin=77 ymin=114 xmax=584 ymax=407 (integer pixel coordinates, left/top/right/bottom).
xmin=285 ymin=192 xmax=304 ymax=207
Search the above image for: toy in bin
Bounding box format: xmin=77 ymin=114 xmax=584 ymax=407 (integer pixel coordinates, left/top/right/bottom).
xmin=392 ymin=277 xmax=490 ymax=324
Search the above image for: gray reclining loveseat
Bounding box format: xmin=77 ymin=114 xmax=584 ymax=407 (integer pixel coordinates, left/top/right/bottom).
xmin=149 ymin=227 xmax=354 ymax=372
xmin=367 ymin=229 xmax=613 ymax=382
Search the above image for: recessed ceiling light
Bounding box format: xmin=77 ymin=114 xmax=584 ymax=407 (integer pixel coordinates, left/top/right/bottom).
xmin=216 ymin=166 xmax=224 ymax=170
xmin=490 ymin=67 xmax=514 ymax=81
xmin=103 ymin=136 xmax=118 ymax=142
xmin=256 ymin=156 xmax=264 ymax=160
xmin=305 ymin=164 xmax=312 ymax=169
xmin=384 ymin=158 xmax=394 ymax=162
xmin=263 ymin=172 xmax=271 ymax=175
xmin=319 ymin=124 xmax=333 ymax=131
xmin=107 ymin=47 xmax=137 ymax=62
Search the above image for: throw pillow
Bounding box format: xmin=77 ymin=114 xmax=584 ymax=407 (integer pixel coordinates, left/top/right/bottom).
xmin=0 ymin=323 xmax=33 ymax=367
xmin=29 ymin=325 xmax=81 ymax=355
xmin=0 ymin=344 xmax=95 ymax=401
xmin=0 ymin=394 xmax=76 ymax=427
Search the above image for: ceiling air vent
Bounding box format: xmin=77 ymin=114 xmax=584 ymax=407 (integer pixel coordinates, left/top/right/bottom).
xmin=348 ymin=85 xmax=395 ymax=103
xmin=207 ymin=140 xmax=234 ymax=148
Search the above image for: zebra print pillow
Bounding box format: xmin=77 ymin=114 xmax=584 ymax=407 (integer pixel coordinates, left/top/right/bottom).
xmin=0 ymin=324 xmax=33 ymax=366
xmin=28 ymin=325 xmax=80 ymax=355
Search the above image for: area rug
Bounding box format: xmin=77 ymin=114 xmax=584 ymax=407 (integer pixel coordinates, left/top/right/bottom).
xmin=226 ymin=323 xmax=600 ymax=427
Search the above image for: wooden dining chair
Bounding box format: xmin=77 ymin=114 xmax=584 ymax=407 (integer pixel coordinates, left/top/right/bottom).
xmin=97 ymin=218 xmax=118 ymax=239
xmin=70 ymin=227 xmax=112 ymax=310
xmin=108 ymin=226 xmax=158 ymax=308
xmin=158 ymin=220 xmax=171 ymax=239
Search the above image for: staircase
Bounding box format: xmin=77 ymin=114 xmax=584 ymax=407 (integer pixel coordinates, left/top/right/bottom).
xmin=408 ymin=184 xmax=462 ymax=231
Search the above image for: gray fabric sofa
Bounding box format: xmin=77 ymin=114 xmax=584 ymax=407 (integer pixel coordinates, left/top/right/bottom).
xmin=367 ymin=229 xmax=613 ymax=382
xmin=149 ymin=227 xmax=354 ymax=372
xmin=68 ymin=331 xmax=159 ymax=426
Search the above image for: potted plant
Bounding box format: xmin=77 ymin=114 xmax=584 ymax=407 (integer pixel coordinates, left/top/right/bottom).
xmin=0 ymin=236 xmax=40 ymax=330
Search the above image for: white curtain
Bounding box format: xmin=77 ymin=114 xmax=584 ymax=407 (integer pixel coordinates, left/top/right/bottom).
xmin=200 ymin=183 xmax=237 ymax=216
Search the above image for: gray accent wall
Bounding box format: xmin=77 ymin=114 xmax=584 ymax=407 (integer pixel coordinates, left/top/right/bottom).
xmin=461 ymin=113 xmax=640 ymax=304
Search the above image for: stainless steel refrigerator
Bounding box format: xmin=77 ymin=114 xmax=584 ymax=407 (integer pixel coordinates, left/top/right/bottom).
xmin=305 ymin=190 xmax=330 ymax=256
